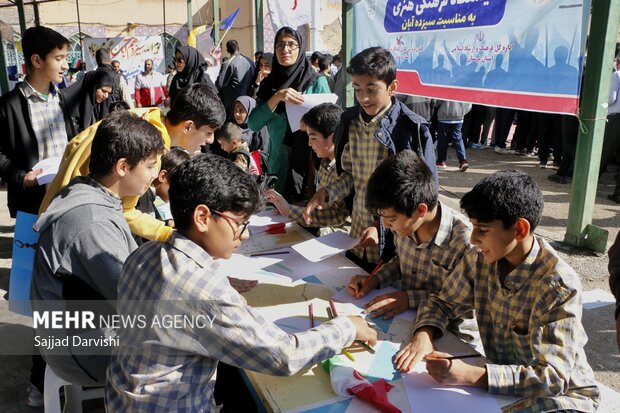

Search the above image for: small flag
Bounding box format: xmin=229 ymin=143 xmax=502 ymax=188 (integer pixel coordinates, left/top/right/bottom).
xmin=219 ymin=7 xmax=240 ymax=30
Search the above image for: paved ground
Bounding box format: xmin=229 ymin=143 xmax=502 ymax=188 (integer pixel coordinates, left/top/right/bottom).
xmin=0 ymin=146 xmax=619 ymax=412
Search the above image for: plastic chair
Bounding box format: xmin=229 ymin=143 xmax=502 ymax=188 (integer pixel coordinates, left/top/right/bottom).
xmin=44 ymin=366 xmax=105 ymax=413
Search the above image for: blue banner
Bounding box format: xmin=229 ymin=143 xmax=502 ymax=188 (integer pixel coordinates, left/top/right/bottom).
xmin=385 ymin=0 xmax=507 ymax=32
xmin=353 ymin=0 xmax=590 ymax=114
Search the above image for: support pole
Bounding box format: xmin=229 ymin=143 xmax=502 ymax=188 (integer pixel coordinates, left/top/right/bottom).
xmin=0 ymin=31 xmax=10 ymax=94
xmin=76 ymin=0 xmax=83 ymax=63
xmin=33 ymin=1 xmax=40 ymax=27
xmin=564 ymin=0 xmax=620 ymax=253
xmin=187 ymin=0 xmax=192 ymax=33
xmin=15 ymin=0 xmax=27 ymax=37
xmin=163 ymin=0 xmax=167 ymax=64
xmin=255 ymin=0 xmax=263 ymax=52
xmin=341 ymin=2 xmax=354 ymax=107
xmin=212 ymin=0 xmax=220 ymax=46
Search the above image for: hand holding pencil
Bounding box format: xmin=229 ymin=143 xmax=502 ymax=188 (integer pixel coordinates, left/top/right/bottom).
xmin=347 ymin=260 xmax=383 ymax=299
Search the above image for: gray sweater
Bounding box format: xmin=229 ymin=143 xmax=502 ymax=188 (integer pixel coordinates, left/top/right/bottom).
xmin=436 ymin=100 xmax=472 ymax=122
xmin=31 ymin=176 xmax=137 ymax=385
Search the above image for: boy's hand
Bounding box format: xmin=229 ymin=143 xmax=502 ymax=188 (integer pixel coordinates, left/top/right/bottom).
xmin=395 ymin=328 xmax=434 ymax=372
xmin=347 ymin=274 xmax=379 ymax=298
xmin=347 ymin=316 xmax=378 ymax=346
xmin=425 ymin=351 xmax=488 ymax=388
xmin=358 ymin=226 xmax=379 ymax=248
xmin=264 ymin=189 xmax=290 ymax=217
xmin=364 ymin=291 xmax=408 ymax=319
xmin=227 ymin=277 xmax=258 ymax=293
xmin=303 ymin=188 xmax=327 ymax=224
xmin=23 ymin=168 xmax=43 ymax=188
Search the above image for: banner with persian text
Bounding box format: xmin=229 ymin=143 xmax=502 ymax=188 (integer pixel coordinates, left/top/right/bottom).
xmin=83 ymin=36 xmax=166 ymax=81
xmin=353 ymin=0 xmax=590 ymax=114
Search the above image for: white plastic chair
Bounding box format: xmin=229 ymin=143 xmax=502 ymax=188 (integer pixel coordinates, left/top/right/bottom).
xmin=44 ymin=366 xmax=105 ymax=413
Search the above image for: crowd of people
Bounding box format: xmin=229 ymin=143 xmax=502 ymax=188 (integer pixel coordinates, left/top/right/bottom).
xmin=0 ymin=24 xmax=618 ymax=413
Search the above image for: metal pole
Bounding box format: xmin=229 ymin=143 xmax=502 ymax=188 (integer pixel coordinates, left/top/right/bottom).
xmin=564 ymin=0 xmax=620 ymax=252
xmin=255 ymin=0 xmax=263 ymax=52
xmin=163 ymin=0 xmax=167 ymax=64
xmin=212 ymin=0 xmax=220 ymax=46
xmin=342 ymin=1 xmax=354 ymax=107
xmin=187 ymin=0 xmax=193 ymax=33
xmin=15 ymin=0 xmax=27 ymax=37
xmin=76 ymin=0 xmax=84 ymax=63
xmin=33 ymin=1 xmax=40 ymax=27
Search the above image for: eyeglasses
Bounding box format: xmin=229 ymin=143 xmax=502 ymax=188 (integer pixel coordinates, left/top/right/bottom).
xmin=212 ymin=210 xmax=250 ymax=237
xmin=275 ymin=41 xmax=299 ymax=51
xmin=173 ymin=57 xmax=185 ymax=63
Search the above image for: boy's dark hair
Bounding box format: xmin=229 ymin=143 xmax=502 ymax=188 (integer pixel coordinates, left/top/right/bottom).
xmin=169 ymin=153 xmax=261 ymax=231
xmin=302 ymin=103 xmax=343 ymax=139
xmin=366 ymin=150 xmax=437 ymax=217
xmin=311 ymin=51 xmax=323 ymax=64
xmin=89 ymin=111 xmax=165 ymax=179
xmin=318 ymin=54 xmax=332 ymax=72
xmin=460 ymin=170 xmax=543 ymax=231
xmin=161 ymin=146 xmax=190 ymax=177
xmin=347 ymin=47 xmax=396 ymax=85
xmin=108 ymin=101 xmax=130 ymax=112
xmin=96 ymin=48 xmax=112 ymax=65
xmin=216 ymin=122 xmax=243 ymax=143
xmin=22 ymin=26 xmax=70 ymax=68
xmin=167 ymin=83 xmax=226 ymax=129
xmin=226 ymin=40 xmax=239 ymax=55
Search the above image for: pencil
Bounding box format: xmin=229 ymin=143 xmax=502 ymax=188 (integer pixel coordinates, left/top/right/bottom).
xmin=355 ymin=340 xmax=375 ymax=354
xmin=342 ymin=349 xmax=355 ymax=361
xmin=249 ymin=250 xmax=290 ymax=257
xmin=329 ymin=298 xmax=339 ymax=317
xmin=309 ymin=303 xmax=315 ymax=328
xmin=326 ymin=306 xmax=356 ymax=360
xmin=360 ymin=259 xmax=384 ymax=291
xmin=326 ymin=306 xmax=334 ymax=320
xmin=426 ymin=354 xmax=482 ymax=361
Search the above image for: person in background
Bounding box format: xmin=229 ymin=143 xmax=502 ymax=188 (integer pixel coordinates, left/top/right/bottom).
xmin=434 ymin=99 xmax=471 ymax=171
xmin=216 ymin=122 xmax=254 ymax=173
xmin=165 ymin=63 xmax=176 ymax=92
xmin=311 ymin=51 xmax=323 ymax=72
xmin=95 ymin=48 xmax=133 ymax=111
xmin=330 ymin=54 xmax=342 ymax=77
xmin=233 ymin=96 xmax=269 ymax=152
xmin=168 ymin=45 xmax=217 ymax=104
xmin=248 ymin=52 xmax=273 ymax=99
xmin=216 ymin=39 xmax=255 ymax=118
xmin=135 ymin=59 xmax=168 ymax=108
xmin=63 ymin=69 xmax=115 ymax=133
xmin=248 ymin=27 xmax=330 ymax=197
xmin=318 ymin=54 xmax=335 ymax=92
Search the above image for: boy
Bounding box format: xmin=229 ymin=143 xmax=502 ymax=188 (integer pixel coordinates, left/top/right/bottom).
xmin=395 ymin=170 xmax=599 ymax=412
xmin=0 ymin=26 xmax=76 ymax=217
xmin=40 ymin=83 xmax=226 ymax=242
xmin=106 ymin=154 xmax=377 ymax=411
xmin=31 ymin=112 xmax=164 ymax=385
xmin=347 ymin=151 xmax=474 ymax=322
xmin=265 ymin=103 xmax=350 ymax=235
xmin=303 ymin=47 xmax=437 ymax=272
xmin=216 ymin=122 xmax=254 ymax=173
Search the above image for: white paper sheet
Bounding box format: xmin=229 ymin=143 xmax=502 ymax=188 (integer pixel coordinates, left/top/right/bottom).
xmin=249 ymin=209 xmax=291 ymax=227
xmin=262 ymin=249 xmax=333 ymax=280
xmin=402 ymin=363 xmax=502 ymax=413
xmin=333 ymin=286 xmax=416 ymax=322
xmin=33 ymin=156 xmax=62 ymax=185
xmin=285 ymin=93 xmax=338 ymax=132
xmin=292 ymin=231 xmax=359 ymax=262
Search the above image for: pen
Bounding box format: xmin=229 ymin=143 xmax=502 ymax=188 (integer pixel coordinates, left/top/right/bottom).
xmin=360 ymin=260 xmax=384 ymax=291
xmin=355 ymin=340 xmax=375 ymax=354
xmin=250 ymin=250 xmax=290 ymax=257
xmin=309 ymin=303 xmax=315 ymax=328
xmin=426 ymin=354 xmax=482 ymax=361
xmin=329 ymin=298 xmax=338 ymax=317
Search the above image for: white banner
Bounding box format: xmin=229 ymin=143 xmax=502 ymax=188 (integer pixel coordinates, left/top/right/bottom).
xmin=83 ymin=36 xmax=166 ymax=83
xmin=267 ymin=0 xmax=312 ymax=29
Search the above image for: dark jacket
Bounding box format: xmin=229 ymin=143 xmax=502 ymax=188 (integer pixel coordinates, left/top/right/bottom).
xmin=333 ymin=98 xmax=438 ymax=260
xmin=609 ymin=232 xmax=620 ymax=319
xmin=0 ymin=84 xmax=76 ymax=217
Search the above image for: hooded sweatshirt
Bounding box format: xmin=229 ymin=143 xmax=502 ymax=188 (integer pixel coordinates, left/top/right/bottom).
xmin=31 ymin=176 xmax=137 ymax=384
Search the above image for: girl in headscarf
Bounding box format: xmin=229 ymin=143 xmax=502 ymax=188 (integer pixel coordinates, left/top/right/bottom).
xmin=168 ymin=45 xmax=217 ymax=104
xmin=63 ymin=69 xmax=115 ymax=133
xmin=248 ymin=52 xmax=273 ymax=99
xmin=247 ymin=27 xmax=330 ymax=196
xmin=233 ymin=95 xmax=269 ymax=152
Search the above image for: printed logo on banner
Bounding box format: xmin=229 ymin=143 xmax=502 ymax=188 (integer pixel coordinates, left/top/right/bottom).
xmin=384 ymin=0 xmax=508 ymax=32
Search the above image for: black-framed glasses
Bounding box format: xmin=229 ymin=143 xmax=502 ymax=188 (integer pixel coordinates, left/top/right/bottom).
xmin=275 ymin=41 xmax=299 ymax=51
xmin=212 ymin=210 xmax=250 ymax=237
